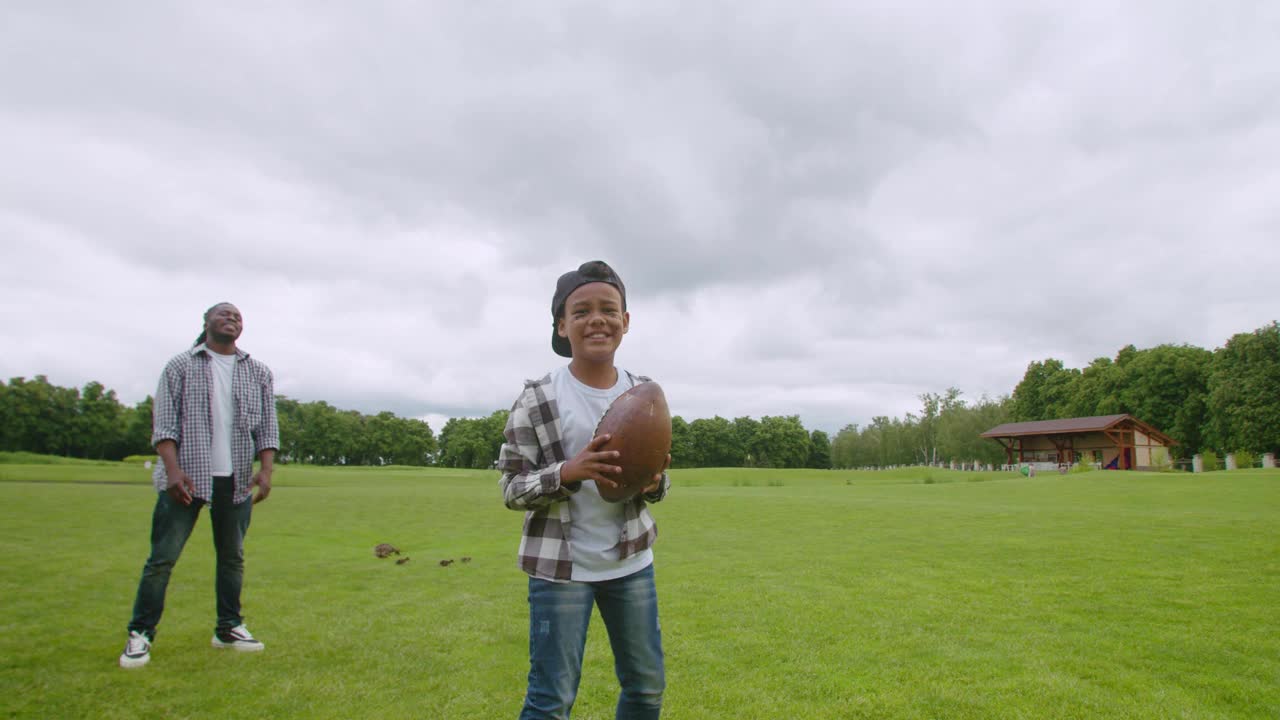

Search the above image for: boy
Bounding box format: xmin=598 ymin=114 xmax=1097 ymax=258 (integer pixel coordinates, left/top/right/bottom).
xmin=498 ymin=260 xmax=671 ymax=720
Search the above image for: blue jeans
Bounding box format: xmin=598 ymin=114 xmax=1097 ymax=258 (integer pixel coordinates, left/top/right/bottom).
xmin=128 ymin=476 xmax=252 ymax=639
xmin=520 ymin=564 xmax=665 ymax=720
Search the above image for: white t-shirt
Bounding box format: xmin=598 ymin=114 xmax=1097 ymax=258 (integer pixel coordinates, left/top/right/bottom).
xmin=551 ymin=364 xmax=654 ymax=582
xmin=208 ymin=350 xmax=236 ymax=477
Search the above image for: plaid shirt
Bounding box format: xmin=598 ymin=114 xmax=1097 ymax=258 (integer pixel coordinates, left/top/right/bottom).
xmin=498 ymin=371 xmax=670 ymax=582
xmin=151 ymin=344 xmax=280 ymax=504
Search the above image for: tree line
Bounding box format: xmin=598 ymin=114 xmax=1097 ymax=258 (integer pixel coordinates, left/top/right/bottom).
xmin=670 ymin=415 xmax=831 ymax=469
xmin=828 ymin=321 xmax=1280 ymax=468
xmin=829 ymin=390 xmax=1013 ymax=469
xmin=3 ymin=322 xmax=1275 ymax=468
xmin=274 ymin=398 xmax=438 ymax=466
xmin=0 ymin=376 xmax=834 ymax=470
xmin=1004 ymin=321 xmax=1279 ymax=459
xmin=0 ymin=376 xmax=154 ymax=460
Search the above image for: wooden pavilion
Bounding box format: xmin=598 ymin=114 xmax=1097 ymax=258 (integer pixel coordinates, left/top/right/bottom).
xmin=980 ymin=414 xmax=1176 ymax=470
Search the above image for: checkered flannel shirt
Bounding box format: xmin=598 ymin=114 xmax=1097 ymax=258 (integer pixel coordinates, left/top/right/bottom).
xmin=151 ymin=344 xmax=280 ymax=504
xmin=498 ymin=371 xmax=670 ymax=582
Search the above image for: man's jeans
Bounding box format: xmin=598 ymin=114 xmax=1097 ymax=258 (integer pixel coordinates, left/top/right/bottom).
xmin=520 ymin=564 xmax=665 ymax=720
xmin=128 ymin=476 xmax=252 ymax=639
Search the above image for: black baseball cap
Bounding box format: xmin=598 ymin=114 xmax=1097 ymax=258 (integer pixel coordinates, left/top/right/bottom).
xmin=551 ymin=260 xmax=627 ymax=357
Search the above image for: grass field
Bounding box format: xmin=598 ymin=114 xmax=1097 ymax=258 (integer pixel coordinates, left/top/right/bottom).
xmin=1 ymin=459 xmax=1277 ymax=719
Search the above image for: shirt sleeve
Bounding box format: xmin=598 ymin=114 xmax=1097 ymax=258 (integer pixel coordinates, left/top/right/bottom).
xmin=254 ymin=364 xmax=280 ymax=454
xmin=641 ymin=471 xmax=671 ymax=503
xmin=151 ymin=358 xmax=183 ymax=447
xmin=497 ymin=395 xmax=574 ymax=510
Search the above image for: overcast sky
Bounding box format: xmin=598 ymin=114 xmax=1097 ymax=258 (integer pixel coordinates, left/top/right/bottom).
xmin=2 ymin=2 xmax=1277 ymax=435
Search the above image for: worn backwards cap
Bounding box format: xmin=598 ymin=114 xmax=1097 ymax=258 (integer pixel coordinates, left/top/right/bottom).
xmin=551 ymin=260 xmax=627 ymax=357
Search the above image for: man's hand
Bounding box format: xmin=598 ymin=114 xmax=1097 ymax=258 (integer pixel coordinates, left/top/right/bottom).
xmin=251 ymin=469 xmax=272 ymax=504
xmin=643 ymin=454 xmax=672 ymax=494
xmin=156 ymin=440 xmax=192 ymax=505
xmin=165 ymin=470 xmax=195 ymax=506
xmin=561 ymin=434 xmax=622 ymax=490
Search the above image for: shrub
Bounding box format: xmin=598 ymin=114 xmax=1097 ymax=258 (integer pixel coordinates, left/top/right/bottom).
xmin=1071 ymin=461 xmax=1094 ymax=474
xmin=1201 ymin=450 xmax=1221 ymax=472
xmin=1149 ymin=447 xmax=1173 ymax=472
xmin=0 ymin=452 xmax=120 ymax=466
xmin=1232 ymin=450 xmax=1257 ymax=470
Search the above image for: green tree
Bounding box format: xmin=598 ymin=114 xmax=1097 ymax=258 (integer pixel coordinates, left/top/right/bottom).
xmin=1117 ymin=344 xmax=1212 ymax=456
xmin=830 ymin=424 xmax=855 ymax=468
xmin=275 ymin=396 xmax=304 ymax=463
xmin=867 ymin=416 xmax=893 ymax=466
xmin=298 ymin=400 xmax=343 ymax=464
xmin=121 ymin=396 xmax=155 ymax=457
xmin=365 ymin=411 xmax=400 ymax=464
xmin=1065 ymin=356 xmax=1124 ymax=417
xmin=749 ymin=416 xmax=810 ymax=468
xmin=335 ymin=410 xmax=369 ymax=465
xmin=807 ymin=430 xmax=831 ymax=469
xmin=967 ymin=395 xmax=1014 ymax=466
xmin=75 ymin=381 xmax=124 ymax=459
xmin=430 ymin=416 xmax=466 ymax=467
xmin=367 ymin=412 xmax=437 ymax=466
xmin=271 ymin=397 xmax=437 ymax=466
xmin=1011 ymin=359 xmax=1080 ymax=421
xmin=0 ymin=381 xmax=11 ymax=451
xmin=1207 ymin=322 xmax=1280 ymax=454
xmin=691 ymin=416 xmax=742 ymax=467
xmin=733 ymin=416 xmax=761 ymax=466
xmin=400 ymin=415 xmax=440 ymax=466
xmin=915 ymin=392 xmax=941 ymax=464
xmin=669 ymin=416 xmax=696 ymax=468
xmin=438 ymin=412 xmax=506 ymax=469
xmin=2 ymin=376 xmax=79 ymax=455
xmin=484 ymin=410 xmax=510 ymax=467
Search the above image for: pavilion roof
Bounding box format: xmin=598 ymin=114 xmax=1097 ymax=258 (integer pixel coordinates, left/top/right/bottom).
xmin=981 ymin=414 xmax=1175 ymax=445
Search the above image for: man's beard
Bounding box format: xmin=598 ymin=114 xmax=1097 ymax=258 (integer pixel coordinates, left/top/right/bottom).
xmin=207 ymin=328 xmax=238 ymax=344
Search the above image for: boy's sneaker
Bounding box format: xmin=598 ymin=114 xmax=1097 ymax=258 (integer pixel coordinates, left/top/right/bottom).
xmin=119 ymin=631 xmax=151 ymax=668
xmin=211 ymin=624 xmax=264 ymax=652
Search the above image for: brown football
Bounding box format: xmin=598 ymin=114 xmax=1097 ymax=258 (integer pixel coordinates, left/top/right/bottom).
xmin=593 ymin=381 xmax=671 ymax=503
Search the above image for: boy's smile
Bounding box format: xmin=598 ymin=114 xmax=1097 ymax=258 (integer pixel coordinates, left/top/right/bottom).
xmin=558 ymin=283 xmax=629 ymax=362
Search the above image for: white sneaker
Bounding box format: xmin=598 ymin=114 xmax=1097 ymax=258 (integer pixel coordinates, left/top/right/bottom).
xmin=119 ymin=631 xmax=151 ymax=668
xmin=211 ymin=624 xmax=265 ymax=652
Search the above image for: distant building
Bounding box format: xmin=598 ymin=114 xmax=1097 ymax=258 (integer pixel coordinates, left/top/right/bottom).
xmin=980 ymin=414 xmax=1175 ymax=470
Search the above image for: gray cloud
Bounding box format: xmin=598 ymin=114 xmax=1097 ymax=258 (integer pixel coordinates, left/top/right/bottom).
xmin=3 ymin=1 xmax=1278 ymax=435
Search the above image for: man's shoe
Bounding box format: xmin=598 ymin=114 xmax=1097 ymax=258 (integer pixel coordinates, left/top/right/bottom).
xmin=211 ymin=624 xmax=265 ymax=652
xmin=119 ymin=631 xmax=151 ymax=668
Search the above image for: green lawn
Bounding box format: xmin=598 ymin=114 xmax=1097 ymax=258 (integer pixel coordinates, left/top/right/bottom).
xmin=1 ymin=461 xmax=1277 ymax=719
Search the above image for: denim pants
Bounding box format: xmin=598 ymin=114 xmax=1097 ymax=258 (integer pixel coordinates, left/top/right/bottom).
xmin=128 ymin=476 xmax=252 ymax=639
xmin=520 ymin=564 xmax=665 ymax=720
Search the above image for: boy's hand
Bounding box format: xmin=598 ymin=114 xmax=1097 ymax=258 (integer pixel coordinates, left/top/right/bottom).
xmin=562 ymin=434 xmax=622 ymax=490
xmin=643 ymin=454 xmax=671 ymax=494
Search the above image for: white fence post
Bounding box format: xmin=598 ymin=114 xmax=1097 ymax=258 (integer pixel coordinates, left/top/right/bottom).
xmin=1192 ymin=454 xmax=1203 ymax=473
xmin=1263 ymin=453 xmax=1275 ymax=469
xmin=1225 ymin=453 xmax=1237 ymax=471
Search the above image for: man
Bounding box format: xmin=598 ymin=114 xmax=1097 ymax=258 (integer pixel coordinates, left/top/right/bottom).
xmin=119 ymin=302 xmax=279 ymax=668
